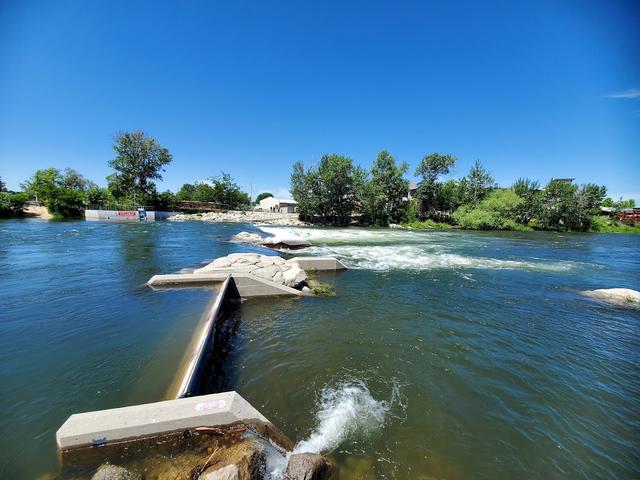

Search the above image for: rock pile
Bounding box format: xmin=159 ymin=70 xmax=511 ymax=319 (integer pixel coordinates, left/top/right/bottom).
xmin=169 ymin=211 xmax=307 ymax=226
xmin=194 ymin=253 xmax=309 ymax=289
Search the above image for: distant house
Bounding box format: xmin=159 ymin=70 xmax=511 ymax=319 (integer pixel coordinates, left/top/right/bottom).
xmin=257 ymin=197 xmax=298 ymax=213
xmin=550 ymin=178 xmax=575 ymax=184
xmin=407 ymin=182 xmax=419 ymax=200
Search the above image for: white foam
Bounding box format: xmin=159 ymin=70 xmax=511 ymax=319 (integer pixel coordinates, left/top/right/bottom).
xmin=293 ymin=380 xmax=389 ymax=455
xmin=306 ymin=245 xmax=573 ymax=272
xmin=266 ymin=380 xmax=392 ymax=479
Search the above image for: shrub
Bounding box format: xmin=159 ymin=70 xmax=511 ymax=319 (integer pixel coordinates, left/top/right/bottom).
xmin=47 ymin=188 xmax=85 ymax=218
xmin=453 ymin=189 xmax=524 ymax=230
xmin=0 ymin=192 xmax=28 ymax=217
xmin=311 ymin=283 xmax=336 ymax=297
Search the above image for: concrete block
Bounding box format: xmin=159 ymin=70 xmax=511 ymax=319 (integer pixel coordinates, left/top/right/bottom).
xmin=56 ymin=391 xmax=268 ymax=451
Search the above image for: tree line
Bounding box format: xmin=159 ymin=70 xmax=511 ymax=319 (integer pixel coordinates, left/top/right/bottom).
xmin=1 ymin=131 xmax=251 ymax=218
xmin=289 ymin=151 xmax=635 ymax=232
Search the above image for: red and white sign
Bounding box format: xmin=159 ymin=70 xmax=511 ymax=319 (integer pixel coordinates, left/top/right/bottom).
xmin=116 ymin=211 xmax=137 ymax=217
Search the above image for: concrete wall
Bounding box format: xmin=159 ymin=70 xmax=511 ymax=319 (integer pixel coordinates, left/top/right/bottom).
xmin=56 ymin=391 xmax=268 ymax=451
xmin=85 ymin=210 xmax=180 ymax=222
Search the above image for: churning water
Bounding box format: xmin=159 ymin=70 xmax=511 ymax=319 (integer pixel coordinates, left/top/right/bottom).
xmin=1 ymin=220 xmax=639 ymax=479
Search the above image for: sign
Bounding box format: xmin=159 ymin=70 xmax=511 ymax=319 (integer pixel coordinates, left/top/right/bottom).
xmin=116 ymin=211 xmax=137 ymax=217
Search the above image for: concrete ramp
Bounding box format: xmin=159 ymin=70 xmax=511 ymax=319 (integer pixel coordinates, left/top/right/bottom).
xmin=56 ymin=391 xmax=267 ymax=451
xmin=289 ymin=256 xmax=347 ymax=271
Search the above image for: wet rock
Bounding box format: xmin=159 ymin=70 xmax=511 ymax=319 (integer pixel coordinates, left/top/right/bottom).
xmin=583 ymin=288 xmax=640 ymax=307
xmin=204 ymin=439 xmax=266 ymax=480
xmin=284 ymin=453 xmax=334 ymax=480
xmin=202 ymin=464 xmax=240 ymax=480
xmin=91 ymin=464 xmax=142 ymax=480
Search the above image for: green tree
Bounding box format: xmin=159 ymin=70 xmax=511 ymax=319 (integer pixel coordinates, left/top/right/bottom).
xmin=290 ymin=161 xmax=318 ymax=220
xmin=108 ymin=130 xmax=173 ymax=203
xmin=464 ymin=159 xmax=495 ymax=205
xmin=512 ymin=177 xmax=542 ymax=224
xmin=47 ymin=188 xmax=86 ymax=218
xmin=175 ymin=183 xmax=197 ymax=202
xmin=317 ymin=154 xmax=358 ymax=226
xmin=537 ymin=180 xmax=606 ymax=231
xmin=61 ymin=168 xmax=90 ymax=191
xmin=368 ymin=150 xmax=409 ymax=225
xmin=0 ymin=192 xmax=28 ymax=217
xmin=0 ymin=176 xmax=6 ymax=192
xmin=210 ymin=173 xmax=250 ymax=209
xmin=85 ymin=186 xmax=110 ymax=207
xmin=255 ymin=192 xmax=273 ymax=204
xmin=415 ymin=153 xmax=457 ymax=217
xmin=22 ymin=168 xmax=62 ymax=204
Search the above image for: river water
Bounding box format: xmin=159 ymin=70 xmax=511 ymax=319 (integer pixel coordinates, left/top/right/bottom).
xmin=0 ymin=219 xmax=638 ymax=479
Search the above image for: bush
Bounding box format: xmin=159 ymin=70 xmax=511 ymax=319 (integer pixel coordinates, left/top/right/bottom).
xmin=47 ymin=188 xmax=85 ymax=218
xmin=311 ymin=283 xmax=336 ymax=296
xmin=453 ymin=189 xmax=525 ymax=230
xmin=0 ymin=192 xmax=28 ymax=217
xmin=401 ymin=219 xmax=453 ymax=229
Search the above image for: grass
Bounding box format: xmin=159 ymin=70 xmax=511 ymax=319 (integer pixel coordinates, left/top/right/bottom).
xmin=400 ymin=219 xmax=454 ymax=230
xmin=589 ymin=216 xmax=640 ymax=234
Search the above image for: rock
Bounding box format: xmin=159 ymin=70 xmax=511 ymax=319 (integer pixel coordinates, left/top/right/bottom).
xmin=284 ymin=453 xmax=334 ymax=480
xmin=202 ymin=464 xmax=240 ymax=480
xmin=204 ymin=439 xmax=266 ymax=480
xmin=583 ymin=288 xmax=640 ymax=306
xmin=91 ymin=464 xmax=142 ymax=480
xmin=272 ymin=271 xmax=284 ymax=285
xmin=168 ymin=211 xmax=308 ymax=226
xmin=282 ymin=266 xmax=307 ymax=288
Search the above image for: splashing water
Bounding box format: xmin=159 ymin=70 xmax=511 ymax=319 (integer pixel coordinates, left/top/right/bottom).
xmin=266 ymin=380 xmax=395 ymax=479
xmin=294 ymin=380 xmax=391 ymax=454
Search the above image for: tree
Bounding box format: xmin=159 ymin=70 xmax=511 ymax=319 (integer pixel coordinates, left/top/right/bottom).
xmin=175 ymin=183 xmax=197 ymax=202
xmin=0 ymin=192 xmax=28 ymax=217
xmin=512 ymin=177 xmax=542 ymax=224
xmin=47 ymin=188 xmax=85 ymax=218
xmin=255 ymin=192 xmax=273 ymax=204
xmin=415 ymin=153 xmax=457 ymax=217
xmin=22 ymin=168 xmax=63 ymax=204
xmin=108 ymin=131 xmax=172 ymax=203
xmin=210 ymin=172 xmax=250 ymax=209
xmin=61 ymin=168 xmax=90 ymax=191
xmin=0 ymin=176 xmax=6 ymax=192
xmin=85 ymin=186 xmax=110 ymax=207
xmin=464 ymin=159 xmax=495 ymax=205
xmin=368 ymin=150 xmax=409 ymax=225
xmin=290 ymin=161 xmax=317 ymax=220
xmin=602 ymin=196 xmax=636 ymax=210
xmin=537 ymin=180 xmax=606 ymax=231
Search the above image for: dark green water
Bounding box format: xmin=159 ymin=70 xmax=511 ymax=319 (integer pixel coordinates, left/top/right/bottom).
xmin=1 ymin=220 xmax=638 ymax=479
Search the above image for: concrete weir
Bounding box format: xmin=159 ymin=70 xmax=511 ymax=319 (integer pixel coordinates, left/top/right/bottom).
xmin=56 ymin=391 xmax=267 ymax=451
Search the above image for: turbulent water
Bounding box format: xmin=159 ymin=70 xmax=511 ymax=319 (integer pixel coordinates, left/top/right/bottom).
xmin=1 ymin=220 xmax=639 ymax=479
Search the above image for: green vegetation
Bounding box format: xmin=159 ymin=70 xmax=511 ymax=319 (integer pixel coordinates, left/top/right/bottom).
xmin=402 ymin=219 xmax=453 ymax=230
xmin=290 ymin=150 xmax=637 ymax=233
xmin=589 ymin=216 xmax=640 ymax=234
xmin=175 ymin=173 xmax=250 ymax=210
xmin=311 ymin=282 xmax=336 ymax=297
xmin=255 ymin=192 xmax=273 ymax=204
xmin=3 ymin=131 xmax=251 ymax=218
xmin=291 ymin=151 xmax=408 ymax=226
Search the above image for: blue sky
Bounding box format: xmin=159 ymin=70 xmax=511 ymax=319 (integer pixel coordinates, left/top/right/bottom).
xmin=1 ymin=0 xmax=638 ymax=200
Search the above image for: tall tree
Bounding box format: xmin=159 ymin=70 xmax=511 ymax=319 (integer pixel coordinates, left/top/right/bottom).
xmin=0 ymin=176 xmax=6 ymax=192
xmin=290 ymin=161 xmax=317 ymax=220
xmin=108 ymin=130 xmax=172 ymax=203
xmin=414 ymin=153 xmax=457 ymax=216
xmin=369 ymin=150 xmax=409 ymax=225
xmin=317 ymin=154 xmax=358 ymax=226
xmin=21 ymin=168 xmax=63 ymax=204
xmin=464 ymin=159 xmax=495 ymax=205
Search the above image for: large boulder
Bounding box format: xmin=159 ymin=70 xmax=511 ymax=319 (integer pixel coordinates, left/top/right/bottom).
xmin=202 ymin=464 xmax=240 ymax=480
xmin=282 ymin=266 xmax=307 ymax=288
xmin=91 ymin=464 xmax=142 ymax=480
xmin=583 ymin=288 xmax=640 ymax=307
xmin=284 ymin=453 xmax=334 ymax=480
xmin=200 ymin=439 xmax=265 ymax=480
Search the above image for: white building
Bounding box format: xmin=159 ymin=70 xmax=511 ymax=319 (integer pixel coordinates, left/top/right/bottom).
xmin=257 ymin=197 xmax=298 ymax=213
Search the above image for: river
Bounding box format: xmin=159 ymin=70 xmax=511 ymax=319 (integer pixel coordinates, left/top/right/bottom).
xmin=0 ymin=219 xmax=638 ymax=479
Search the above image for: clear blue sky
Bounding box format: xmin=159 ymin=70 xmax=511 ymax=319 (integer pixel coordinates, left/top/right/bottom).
xmin=1 ymin=0 xmax=638 ymax=200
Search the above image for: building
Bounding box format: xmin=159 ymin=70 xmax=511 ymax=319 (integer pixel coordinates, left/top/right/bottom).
xmin=407 ymin=182 xmax=419 ymax=200
xmin=257 ymin=197 xmax=298 ymax=213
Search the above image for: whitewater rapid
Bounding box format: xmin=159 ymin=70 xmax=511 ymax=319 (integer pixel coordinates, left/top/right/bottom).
xmin=256 ymin=226 xmax=579 ymax=272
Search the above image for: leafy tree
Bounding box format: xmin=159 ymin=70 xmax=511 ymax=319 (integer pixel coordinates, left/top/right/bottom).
xmin=210 ymin=172 xmax=250 ymax=209
xmin=464 ymin=159 xmax=495 ymax=205
xmin=0 ymin=176 xmax=6 ymax=192
xmin=175 ymin=183 xmax=196 ymax=202
xmin=85 ymin=186 xmax=110 ymax=207
xmin=368 ymin=150 xmax=409 ymax=225
xmin=61 ymin=168 xmax=90 ymax=191
xmin=512 ymin=177 xmax=542 ymax=224
xmin=316 ymin=154 xmax=358 ymax=226
xmin=434 ymin=179 xmax=467 ymax=213
xmin=290 ymin=161 xmax=319 ymax=220
xmin=47 ymin=188 xmax=85 ymax=218
xmin=602 ymin=197 xmax=636 ymax=210
xmin=108 ymin=130 xmax=172 ymax=203
xmin=453 ymin=189 xmax=523 ymax=230
xmin=537 ymin=180 xmax=606 ymax=231
xmin=255 ymin=192 xmax=273 ymax=204
xmin=22 ymin=168 xmax=62 ymax=204
xmin=0 ymin=192 xmax=28 ymax=217
xmin=415 ymin=153 xmax=457 ymax=217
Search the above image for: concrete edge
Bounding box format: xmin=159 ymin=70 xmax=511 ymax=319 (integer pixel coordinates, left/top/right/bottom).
xmin=175 ymin=275 xmax=231 ymax=398
xmin=56 ymin=391 xmax=268 ymax=451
